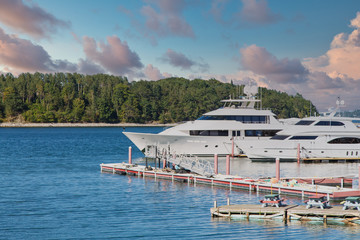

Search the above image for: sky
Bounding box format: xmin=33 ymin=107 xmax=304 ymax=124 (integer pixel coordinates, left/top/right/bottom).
xmin=1 ymin=0 xmax=360 ymax=112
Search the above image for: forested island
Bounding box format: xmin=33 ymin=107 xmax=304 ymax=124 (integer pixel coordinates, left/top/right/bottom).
xmin=0 ymin=72 xmax=317 ymax=123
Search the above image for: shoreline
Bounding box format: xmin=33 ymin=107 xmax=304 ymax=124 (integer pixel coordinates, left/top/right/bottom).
xmin=0 ymin=122 xmax=178 ymax=128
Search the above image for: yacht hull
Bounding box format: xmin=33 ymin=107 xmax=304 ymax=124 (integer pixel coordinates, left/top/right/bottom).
xmin=240 ymin=135 xmax=360 ymax=162
xmin=123 ymin=132 xmax=242 ymax=157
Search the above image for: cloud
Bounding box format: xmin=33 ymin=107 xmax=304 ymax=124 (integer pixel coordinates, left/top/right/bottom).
xmin=0 ymin=0 xmax=70 ymax=39
xmin=144 ymin=64 xmax=166 ymax=80
xmin=139 ymin=0 xmax=194 ymax=43
xmin=240 ymin=44 xmax=308 ymax=83
xmin=0 ymin=27 xmax=76 ymax=73
xmin=238 ymin=0 xmax=282 ymax=25
xmin=161 ymin=49 xmax=210 ymax=73
xmin=161 ymin=49 xmax=195 ymax=70
xmin=209 ymin=0 xmax=229 ymax=24
xmin=78 ymin=58 xmax=105 ymax=75
xmin=304 ymin=12 xmax=360 ymax=79
xmin=82 ymin=36 xmax=143 ymax=75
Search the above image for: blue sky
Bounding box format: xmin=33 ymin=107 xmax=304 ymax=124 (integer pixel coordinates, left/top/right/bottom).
xmin=0 ymin=0 xmax=360 ymax=111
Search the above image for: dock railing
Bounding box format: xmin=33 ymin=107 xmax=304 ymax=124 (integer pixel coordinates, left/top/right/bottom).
xmin=168 ymin=154 xmax=214 ymax=177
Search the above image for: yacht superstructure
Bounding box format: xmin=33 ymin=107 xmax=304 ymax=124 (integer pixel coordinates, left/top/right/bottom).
xmin=238 ymin=115 xmax=360 ymax=162
xmin=124 ymin=95 xmax=284 ymax=157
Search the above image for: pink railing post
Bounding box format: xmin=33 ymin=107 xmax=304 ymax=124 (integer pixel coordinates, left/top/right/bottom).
xmin=214 ymin=154 xmax=218 ymax=175
xmin=231 ymin=137 xmax=234 ymax=157
xmin=226 ymin=155 xmax=230 ymax=175
xmin=276 ymin=158 xmax=280 ymax=181
xmin=358 ymin=165 xmax=360 ymax=189
xmin=128 ymin=146 xmax=132 ymax=164
xmin=297 ymin=143 xmax=300 ymax=164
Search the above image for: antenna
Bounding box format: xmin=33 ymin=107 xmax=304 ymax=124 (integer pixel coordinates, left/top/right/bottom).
xmin=336 ymin=97 xmax=345 ymax=117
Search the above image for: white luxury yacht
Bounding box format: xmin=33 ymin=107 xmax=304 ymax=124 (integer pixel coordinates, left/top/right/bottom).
xmin=238 ymin=110 xmax=360 ymax=162
xmin=123 ymin=93 xmax=285 ymax=157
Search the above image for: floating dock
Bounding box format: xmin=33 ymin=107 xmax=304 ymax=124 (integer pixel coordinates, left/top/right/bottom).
xmin=100 ymin=162 xmax=360 ymax=199
xmin=211 ymin=203 xmax=360 ymax=225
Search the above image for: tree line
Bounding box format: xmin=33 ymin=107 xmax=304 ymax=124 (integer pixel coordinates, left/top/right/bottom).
xmin=0 ymin=72 xmax=317 ymax=123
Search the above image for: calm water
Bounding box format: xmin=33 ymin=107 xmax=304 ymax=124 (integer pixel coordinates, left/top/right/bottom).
xmin=1 ymin=127 xmax=360 ymax=240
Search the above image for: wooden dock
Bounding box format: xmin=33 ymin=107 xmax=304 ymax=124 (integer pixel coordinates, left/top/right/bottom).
xmin=100 ymin=162 xmax=360 ymax=199
xmin=211 ymin=203 xmax=360 ymax=225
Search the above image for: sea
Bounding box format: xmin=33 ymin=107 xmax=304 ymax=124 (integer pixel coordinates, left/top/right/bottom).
xmin=1 ymin=127 xmax=360 ymax=240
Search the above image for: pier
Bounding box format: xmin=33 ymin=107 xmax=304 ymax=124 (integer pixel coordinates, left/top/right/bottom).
xmin=210 ymin=203 xmax=360 ymax=224
xmin=100 ymin=162 xmax=360 ymax=200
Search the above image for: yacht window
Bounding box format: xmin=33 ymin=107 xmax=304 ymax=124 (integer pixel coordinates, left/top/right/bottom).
xmin=328 ymin=137 xmax=360 ymax=144
xmin=295 ymin=120 xmax=314 ymax=125
xmin=189 ymin=130 xmax=228 ymax=136
xmin=198 ymin=115 xmax=267 ymax=123
xmin=243 ymin=116 xmax=252 ymax=123
xmin=232 ymin=130 xmax=241 ymax=136
xmin=352 ymin=120 xmax=360 ymax=127
xmin=315 ymin=121 xmax=344 ymax=126
xmin=252 ymin=116 xmax=260 ymax=123
xmin=270 ymin=135 xmax=290 ymax=140
xmin=245 ymin=130 xmax=280 ymax=137
xmin=289 ymin=136 xmax=318 ymax=140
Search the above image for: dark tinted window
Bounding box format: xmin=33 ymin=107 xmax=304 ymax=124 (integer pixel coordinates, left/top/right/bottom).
xmin=328 ymin=137 xmax=360 ymax=144
xmin=295 ymin=120 xmax=314 ymax=125
xmin=198 ymin=115 xmax=267 ymax=123
xmin=190 ymin=130 xmax=228 ymax=136
xmin=270 ymin=135 xmax=290 ymax=140
xmin=289 ymin=136 xmax=318 ymax=140
xmin=245 ymin=130 xmax=280 ymax=137
xmin=315 ymin=121 xmax=344 ymax=126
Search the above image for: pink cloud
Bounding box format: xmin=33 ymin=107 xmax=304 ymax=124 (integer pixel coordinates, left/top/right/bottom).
xmin=0 ymin=0 xmax=70 ymax=39
xmin=144 ymin=64 xmax=166 ymax=80
xmin=0 ymin=27 xmax=76 ymax=73
xmin=140 ymin=0 xmax=194 ymax=42
xmin=304 ymin=11 xmax=360 ymax=79
xmin=83 ymin=36 xmax=143 ymax=75
xmin=238 ymin=0 xmax=282 ymax=25
xmin=240 ymin=44 xmax=308 ymax=83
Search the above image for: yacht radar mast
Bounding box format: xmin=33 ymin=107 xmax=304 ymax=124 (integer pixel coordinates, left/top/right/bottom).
xmin=221 ymin=84 xmax=260 ymax=109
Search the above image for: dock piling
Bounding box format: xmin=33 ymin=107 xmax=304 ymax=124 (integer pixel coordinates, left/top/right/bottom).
xmin=128 ymin=146 xmax=132 ymax=164
xmin=276 ymin=158 xmax=280 ymax=181
xmin=297 ymin=144 xmax=301 ymax=164
xmin=214 ymin=154 xmax=218 ymax=175
xmin=226 ymin=155 xmax=230 ymax=175
xmin=359 ymin=165 xmax=360 ymax=189
xmin=231 ymin=137 xmax=234 ymax=157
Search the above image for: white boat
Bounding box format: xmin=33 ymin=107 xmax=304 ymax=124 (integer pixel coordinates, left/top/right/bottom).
xmin=238 ymin=112 xmax=360 ymax=162
xmin=123 ymin=95 xmax=284 ymax=157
